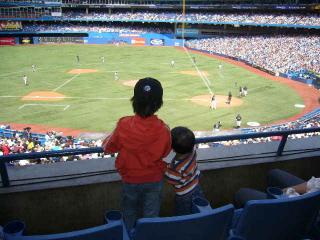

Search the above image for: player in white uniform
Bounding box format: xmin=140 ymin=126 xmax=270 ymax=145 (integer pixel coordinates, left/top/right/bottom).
xmin=236 ymin=114 xmax=242 ymax=128
xmin=23 ymin=75 xmax=28 ymax=86
xmin=32 ymin=64 xmax=36 ymax=72
xmin=210 ymin=95 xmax=217 ymax=110
xmin=101 ymin=56 xmax=105 ymax=63
xmin=171 ymin=60 xmax=175 ymax=67
xmin=114 ymin=71 xmax=119 ymax=81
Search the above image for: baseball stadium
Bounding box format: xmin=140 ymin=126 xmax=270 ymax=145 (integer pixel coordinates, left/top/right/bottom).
xmin=0 ymin=0 xmax=320 ymax=239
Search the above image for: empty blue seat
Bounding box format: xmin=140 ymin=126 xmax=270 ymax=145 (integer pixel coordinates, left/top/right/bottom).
xmin=229 ymin=190 xmax=320 ymax=240
xmin=132 ymin=203 xmax=234 ymax=240
xmin=5 ymin=221 xmax=125 ymax=240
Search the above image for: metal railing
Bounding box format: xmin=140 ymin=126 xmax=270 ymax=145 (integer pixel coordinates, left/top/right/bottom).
xmin=1 ymin=127 xmax=319 ymax=188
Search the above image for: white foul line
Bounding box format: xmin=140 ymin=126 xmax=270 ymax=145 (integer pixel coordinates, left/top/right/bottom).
xmin=1 ymin=95 xmax=194 ymax=101
xmin=18 ymin=104 xmax=70 ymax=111
xmin=183 ymin=47 xmax=213 ymax=95
xmin=53 ymin=74 xmax=80 ymax=92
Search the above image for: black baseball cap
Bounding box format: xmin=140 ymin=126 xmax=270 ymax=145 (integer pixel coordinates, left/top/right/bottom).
xmin=133 ymin=77 xmax=163 ymax=103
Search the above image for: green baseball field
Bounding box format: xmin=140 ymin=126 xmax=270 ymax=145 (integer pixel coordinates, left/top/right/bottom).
xmin=0 ymin=45 xmax=304 ymax=133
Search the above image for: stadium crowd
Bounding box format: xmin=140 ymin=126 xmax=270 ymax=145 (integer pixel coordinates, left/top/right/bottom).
xmin=0 ymin=126 xmax=106 ymax=166
xmin=38 ymin=11 xmax=320 ymax=26
xmin=1 ymin=110 xmax=319 ymax=166
xmin=22 ymin=22 xmax=173 ymax=33
xmin=201 ymin=111 xmax=320 ymax=148
xmin=1 ymin=10 xmax=319 ymax=26
xmin=186 ymin=35 xmax=320 ymax=74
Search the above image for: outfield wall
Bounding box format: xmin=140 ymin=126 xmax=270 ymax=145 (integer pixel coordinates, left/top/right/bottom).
xmin=0 ymin=32 xmax=184 ymax=46
xmin=84 ymin=32 xmax=183 ymax=46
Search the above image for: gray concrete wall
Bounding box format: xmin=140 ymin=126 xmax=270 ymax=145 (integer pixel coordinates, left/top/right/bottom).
xmin=1 ymin=136 xmax=319 ymax=234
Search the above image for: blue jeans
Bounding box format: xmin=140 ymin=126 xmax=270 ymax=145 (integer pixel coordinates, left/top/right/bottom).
xmin=122 ymin=180 xmax=163 ymax=231
xmin=175 ymin=185 xmax=204 ymax=216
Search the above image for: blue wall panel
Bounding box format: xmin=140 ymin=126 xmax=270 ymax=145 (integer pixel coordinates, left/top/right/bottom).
xmin=86 ymin=32 xmax=183 ymax=46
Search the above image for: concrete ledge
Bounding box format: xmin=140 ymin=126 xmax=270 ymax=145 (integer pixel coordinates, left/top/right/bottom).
xmin=1 ymin=136 xmax=319 ymax=193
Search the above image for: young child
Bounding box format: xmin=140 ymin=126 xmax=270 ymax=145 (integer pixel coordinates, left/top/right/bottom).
xmin=165 ymin=126 xmax=204 ymax=215
xmin=102 ymin=77 xmax=171 ymax=231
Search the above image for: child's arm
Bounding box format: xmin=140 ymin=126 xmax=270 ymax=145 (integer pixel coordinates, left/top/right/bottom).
xmin=165 ymin=163 xmax=182 ymax=186
xmin=102 ymin=125 xmax=120 ymax=154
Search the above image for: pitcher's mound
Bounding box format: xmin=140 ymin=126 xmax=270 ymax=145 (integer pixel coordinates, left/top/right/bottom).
xmin=191 ymin=95 xmax=243 ymax=108
xmin=180 ymin=70 xmax=209 ymax=77
xmin=68 ymin=69 xmax=97 ymax=74
xmin=122 ymin=80 xmax=138 ymax=87
xmin=22 ymin=91 xmax=65 ymax=101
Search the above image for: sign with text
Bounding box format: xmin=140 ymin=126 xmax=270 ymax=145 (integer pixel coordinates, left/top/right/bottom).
xmin=150 ymin=38 xmax=164 ymax=46
xmin=0 ymin=21 xmax=22 ymax=31
xmin=0 ymin=37 xmax=15 ymax=45
xmin=131 ymin=37 xmax=145 ymax=46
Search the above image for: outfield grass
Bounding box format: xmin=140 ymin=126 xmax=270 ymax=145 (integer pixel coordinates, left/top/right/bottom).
xmin=0 ymin=45 xmax=303 ymax=132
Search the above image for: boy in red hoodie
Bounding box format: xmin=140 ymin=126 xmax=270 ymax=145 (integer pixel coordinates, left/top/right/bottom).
xmin=102 ymin=77 xmax=171 ymax=231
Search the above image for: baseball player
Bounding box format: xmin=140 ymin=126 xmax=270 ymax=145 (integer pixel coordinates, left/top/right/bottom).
xmin=239 ymin=86 xmax=243 ymax=97
xmin=243 ymin=86 xmax=248 ymax=96
xmin=114 ymin=71 xmax=119 ymax=81
xmin=236 ymin=114 xmax=242 ymax=129
xmin=171 ymin=60 xmax=175 ymax=67
xmin=101 ymin=56 xmax=105 ymax=63
xmin=23 ymin=75 xmax=28 ymax=86
xmin=210 ymin=95 xmax=217 ymax=110
xmin=32 ymin=64 xmax=36 ymax=72
xmin=227 ymin=91 xmax=232 ymax=104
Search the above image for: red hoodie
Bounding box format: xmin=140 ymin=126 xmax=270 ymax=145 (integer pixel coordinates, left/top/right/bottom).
xmin=2 ymin=145 xmax=10 ymax=156
xmin=103 ymin=114 xmax=171 ymax=184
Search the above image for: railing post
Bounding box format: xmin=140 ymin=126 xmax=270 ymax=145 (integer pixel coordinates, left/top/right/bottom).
xmin=0 ymin=159 xmax=10 ymax=187
xmin=277 ymin=134 xmax=288 ymax=156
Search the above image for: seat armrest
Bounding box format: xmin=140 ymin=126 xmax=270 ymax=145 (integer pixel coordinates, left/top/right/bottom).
xmin=232 ymin=208 xmax=243 ymax=228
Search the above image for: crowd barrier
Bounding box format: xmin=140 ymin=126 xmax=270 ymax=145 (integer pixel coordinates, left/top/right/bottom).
xmin=1 ymin=127 xmax=320 ymax=188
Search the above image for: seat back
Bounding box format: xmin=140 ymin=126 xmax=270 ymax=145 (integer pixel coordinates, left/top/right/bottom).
xmin=133 ymin=204 xmax=234 ymax=240
xmin=6 ymin=221 xmax=123 ymax=240
xmin=234 ymin=190 xmax=320 ymax=240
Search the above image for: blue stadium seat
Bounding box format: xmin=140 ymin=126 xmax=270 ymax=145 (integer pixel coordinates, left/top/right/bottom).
xmin=132 ymin=203 xmax=234 ymax=240
xmin=4 ymin=221 xmax=126 ymax=240
xmin=229 ymin=190 xmax=320 ymax=240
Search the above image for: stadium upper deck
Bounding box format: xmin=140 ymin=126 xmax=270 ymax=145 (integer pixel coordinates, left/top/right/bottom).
xmin=0 ymin=0 xmax=319 ymax=29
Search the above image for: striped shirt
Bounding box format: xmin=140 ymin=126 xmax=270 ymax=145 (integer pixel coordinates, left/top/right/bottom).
xmin=165 ymin=149 xmax=200 ymax=196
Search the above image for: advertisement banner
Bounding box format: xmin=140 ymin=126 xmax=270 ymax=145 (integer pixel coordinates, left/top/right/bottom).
xmin=0 ymin=21 xmax=22 ymax=31
xmin=20 ymin=37 xmax=33 ymax=44
xmin=0 ymin=37 xmax=15 ymax=45
xmin=150 ymin=38 xmax=164 ymax=46
xmin=131 ymin=37 xmax=145 ymax=46
xmin=176 ymin=28 xmax=199 ymax=37
xmin=38 ymin=36 xmax=84 ymax=44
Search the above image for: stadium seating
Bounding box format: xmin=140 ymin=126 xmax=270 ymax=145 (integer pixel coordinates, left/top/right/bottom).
xmin=3 ymin=219 xmax=127 ymax=240
xmin=131 ymin=198 xmax=234 ymax=240
xmin=229 ymin=190 xmax=320 ymax=240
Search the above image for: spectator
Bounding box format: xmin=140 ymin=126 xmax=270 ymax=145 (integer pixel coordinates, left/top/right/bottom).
xmin=165 ymin=126 xmax=204 ymax=215
xmin=234 ymin=169 xmax=319 ymax=209
xmin=102 ymin=77 xmax=171 ymax=231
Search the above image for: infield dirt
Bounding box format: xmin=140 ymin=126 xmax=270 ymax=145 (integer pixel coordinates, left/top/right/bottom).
xmin=191 ymin=95 xmax=243 ymax=108
xmin=22 ymin=91 xmax=65 ymax=101
xmin=68 ymin=69 xmax=98 ymax=74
